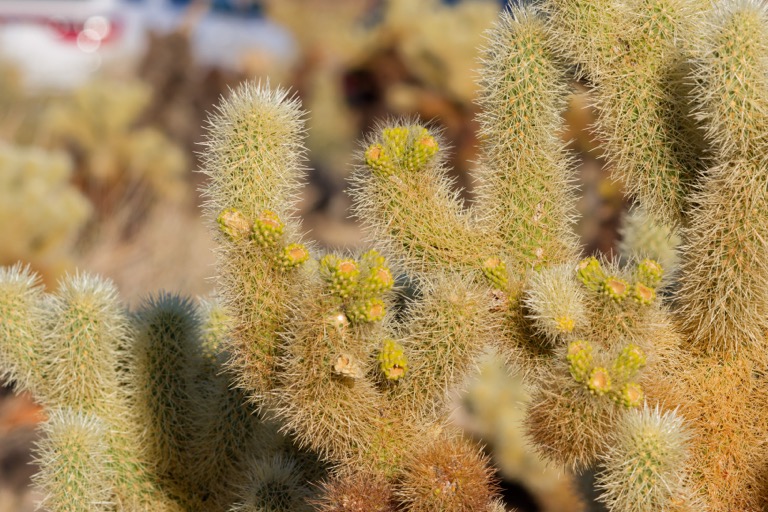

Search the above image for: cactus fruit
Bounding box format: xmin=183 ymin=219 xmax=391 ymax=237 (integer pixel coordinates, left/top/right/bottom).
xmin=378 ymin=339 xmax=408 ymax=382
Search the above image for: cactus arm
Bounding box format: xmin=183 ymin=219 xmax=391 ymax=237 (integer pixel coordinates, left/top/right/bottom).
xmin=33 ymin=408 xmax=114 ymax=512
xmin=350 ymin=123 xmax=500 ymax=278
xmin=39 ymin=273 xmax=126 ymax=413
xmin=676 ymin=1 xmax=768 ymax=355
xmin=0 ymin=264 xmax=46 ymax=394
xmin=473 ymin=8 xmax=580 ymax=275
xmin=201 ymin=82 xmax=312 ymax=403
xmin=548 ymin=0 xmax=710 ymax=225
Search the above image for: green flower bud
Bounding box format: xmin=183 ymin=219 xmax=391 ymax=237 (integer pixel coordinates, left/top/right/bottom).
xmin=404 ymin=132 xmax=438 ymax=171
xmin=632 ymin=282 xmax=656 ymax=305
xmin=382 ymin=126 xmax=410 ymax=152
xmin=612 ymin=344 xmax=647 ymax=381
xmin=587 ymin=367 xmax=612 ymax=396
xmin=360 ymin=249 xmax=386 ymax=269
xmin=275 ymin=243 xmax=309 ymax=270
xmin=320 ymin=255 xmax=360 ymax=298
xmin=567 ymin=340 xmax=594 ymax=383
xmin=361 ymin=266 xmax=394 ymax=296
xmin=482 ymin=257 xmax=508 ymax=290
xmin=217 ymin=208 xmax=251 ymax=240
xmin=365 ymin=143 xmax=396 ymax=177
xmin=577 ymin=257 xmax=606 ymax=291
xmin=602 ymin=276 xmax=629 ymax=302
xmin=252 ymin=210 xmax=284 ymax=248
xmin=346 ymin=298 xmax=386 ymax=324
xmin=613 ymin=382 xmax=644 ymax=408
xmin=370 ymin=126 xmax=439 ymax=175
xmin=637 ymin=258 xmax=664 ymax=288
xmin=378 ymin=339 xmax=408 ymax=381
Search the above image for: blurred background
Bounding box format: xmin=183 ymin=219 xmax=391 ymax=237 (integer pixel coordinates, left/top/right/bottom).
xmin=0 ymin=1 xmax=626 ymax=510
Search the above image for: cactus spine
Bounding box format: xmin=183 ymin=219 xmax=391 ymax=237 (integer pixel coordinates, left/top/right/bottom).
xmin=677 ymin=0 xmax=768 ymax=354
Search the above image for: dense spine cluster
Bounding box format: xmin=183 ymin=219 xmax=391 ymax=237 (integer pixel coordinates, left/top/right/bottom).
xmin=676 ymin=0 xmax=768 ymax=355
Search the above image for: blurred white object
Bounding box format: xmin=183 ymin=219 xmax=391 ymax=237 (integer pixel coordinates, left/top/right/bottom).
xmin=0 ymin=0 xmax=145 ymax=90
xmin=131 ymin=0 xmax=295 ymax=72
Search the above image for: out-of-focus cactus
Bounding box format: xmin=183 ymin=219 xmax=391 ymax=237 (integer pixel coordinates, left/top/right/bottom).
xmin=0 ymin=144 xmax=91 ymax=275
xmin=457 ymin=352 xmax=585 ymax=512
xmin=618 ymin=207 xmax=681 ymax=281
xmin=0 ymin=265 xmax=320 ymax=510
xmin=36 ymin=80 xmax=188 ymax=231
xmin=378 ymin=0 xmax=499 ymax=103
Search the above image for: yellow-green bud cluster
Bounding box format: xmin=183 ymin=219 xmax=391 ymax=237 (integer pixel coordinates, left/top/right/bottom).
xmin=602 ymin=276 xmax=630 ymax=303
xmin=217 ymin=208 xmax=251 ymax=240
xmin=347 ymin=298 xmax=386 ymax=324
xmin=364 ymin=125 xmax=439 ymax=177
xmin=636 ymin=258 xmax=663 ymax=288
xmin=616 ymin=383 xmax=644 ymax=408
xmin=360 ymin=266 xmax=394 ymax=296
xmin=319 ymin=251 xmax=394 ymax=325
xmin=357 ymin=250 xmax=394 ymax=298
xmin=360 ymin=249 xmax=386 ymax=268
xmin=587 ymin=367 xmax=612 ymax=396
xmin=382 ymin=126 xmax=410 ymax=149
xmin=612 ymin=344 xmax=647 ymax=381
xmin=568 ymin=340 xmax=646 ymax=408
xmin=567 ymin=340 xmax=594 ymax=383
xmin=577 ymin=257 xmax=606 ymax=291
xmin=321 ymin=255 xmax=360 ymax=299
xmin=252 ymin=210 xmax=285 ymax=248
xmin=275 ymin=243 xmax=310 ymax=270
xmin=365 ymin=144 xmax=395 ymax=177
xmin=631 ymin=282 xmax=656 ymax=305
xmin=482 ymin=257 xmax=508 ymax=290
xmin=378 ymin=339 xmax=408 ymax=381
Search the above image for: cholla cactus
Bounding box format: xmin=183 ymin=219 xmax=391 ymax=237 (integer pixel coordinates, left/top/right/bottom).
xmin=618 ymin=207 xmax=681 ymax=278
xmin=0 ymin=144 xmax=91 ymax=273
xmin=36 ymin=80 xmax=188 ymax=228
xmin=2 ymin=1 xmax=768 ymax=511
xmin=378 ymin=0 xmax=500 ymax=103
xmin=0 ymin=266 xmax=318 ymax=511
xmin=457 ymin=352 xmax=586 ymax=512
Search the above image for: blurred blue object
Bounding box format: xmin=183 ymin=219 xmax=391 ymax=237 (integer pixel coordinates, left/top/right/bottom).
xmin=167 ymin=0 xmax=263 ymax=16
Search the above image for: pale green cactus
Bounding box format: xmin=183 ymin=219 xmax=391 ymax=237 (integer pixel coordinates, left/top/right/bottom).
xmin=36 ymin=79 xmax=189 ymax=226
xmin=2 ymin=1 xmax=768 ymax=511
xmin=33 ymin=409 xmax=114 ymax=512
xmin=0 ymin=144 xmax=91 ymax=273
